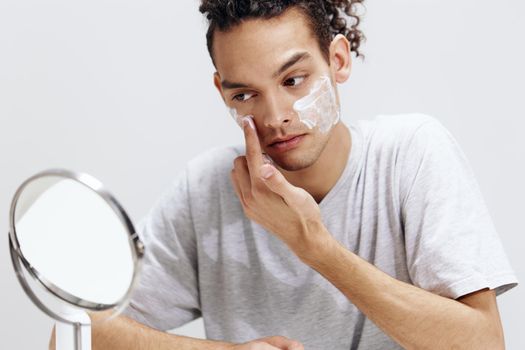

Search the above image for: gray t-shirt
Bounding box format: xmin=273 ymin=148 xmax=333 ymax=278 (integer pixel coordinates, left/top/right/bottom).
xmin=123 ymin=113 xmax=518 ymax=349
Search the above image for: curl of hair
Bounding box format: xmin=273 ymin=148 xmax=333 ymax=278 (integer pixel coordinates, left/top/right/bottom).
xmin=324 ymin=0 xmax=365 ymax=58
xmin=199 ymin=0 xmax=366 ymax=65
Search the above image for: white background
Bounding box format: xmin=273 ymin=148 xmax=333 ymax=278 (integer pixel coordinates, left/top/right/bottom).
xmin=0 ymin=0 xmax=523 ymax=348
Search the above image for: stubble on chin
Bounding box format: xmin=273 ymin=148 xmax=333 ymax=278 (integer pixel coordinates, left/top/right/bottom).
xmin=269 ymin=134 xmax=331 ymax=172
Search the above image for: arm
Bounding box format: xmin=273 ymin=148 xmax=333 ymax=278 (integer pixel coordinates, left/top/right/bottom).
xmin=91 ymin=312 xmax=231 ymax=350
xmin=48 ymin=312 xmax=231 ymax=350
xmin=300 ymin=232 xmax=505 ymax=350
xmin=233 ymin=117 xmax=506 ymax=350
xmin=48 ymin=312 xmax=304 ymax=350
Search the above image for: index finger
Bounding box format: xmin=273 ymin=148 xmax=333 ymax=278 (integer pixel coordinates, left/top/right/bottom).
xmin=242 ymin=116 xmax=265 ymax=178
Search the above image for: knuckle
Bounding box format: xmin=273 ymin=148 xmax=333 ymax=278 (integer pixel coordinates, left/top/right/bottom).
xmin=239 ymin=193 xmax=248 ymax=205
xmin=241 ymin=198 xmax=252 ymax=213
xmin=247 ymin=341 xmax=263 ymax=350
xmin=233 ymin=156 xmax=244 ymax=167
xmin=252 ymin=183 xmax=265 ymax=194
xmin=244 ymin=190 xmax=255 ymax=204
xmin=290 ymin=341 xmax=304 ymax=349
xmin=267 ymin=335 xmax=286 ymax=341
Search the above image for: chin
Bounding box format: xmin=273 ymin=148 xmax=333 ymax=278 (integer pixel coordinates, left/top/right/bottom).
xmin=266 ymin=130 xmax=332 ymax=172
xmin=274 ymin=158 xmax=314 ymax=172
xmin=270 ymin=148 xmax=323 ymax=172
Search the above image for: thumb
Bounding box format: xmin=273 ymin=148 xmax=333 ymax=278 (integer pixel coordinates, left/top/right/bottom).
xmin=259 ymin=164 xmax=299 ymax=201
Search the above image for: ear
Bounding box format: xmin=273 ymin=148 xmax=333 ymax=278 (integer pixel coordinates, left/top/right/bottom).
xmin=329 ymin=34 xmax=352 ymax=84
xmin=213 ymin=71 xmax=226 ymax=102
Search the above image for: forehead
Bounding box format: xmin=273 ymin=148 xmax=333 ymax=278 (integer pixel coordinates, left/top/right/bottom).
xmin=212 ymin=7 xmax=322 ymax=80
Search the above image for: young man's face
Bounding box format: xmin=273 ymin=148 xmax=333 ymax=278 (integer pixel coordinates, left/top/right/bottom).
xmin=212 ymin=7 xmax=349 ymax=171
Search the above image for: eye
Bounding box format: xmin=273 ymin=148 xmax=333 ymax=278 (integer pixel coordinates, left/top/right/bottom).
xmin=232 ymin=92 xmax=255 ymax=103
xmin=283 ymin=76 xmax=306 ymax=87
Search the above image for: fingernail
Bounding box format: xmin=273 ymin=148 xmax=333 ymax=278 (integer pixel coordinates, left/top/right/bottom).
xmin=260 ymin=164 xmax=274 ymax=179
xmin=242 ymin=116 xmax=255 ymax=130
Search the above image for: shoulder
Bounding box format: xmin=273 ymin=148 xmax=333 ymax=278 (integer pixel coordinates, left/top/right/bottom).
xmin=364 ymin=112 xmax=443 ymax=140
xmin=142 ymin=146 xmax=242 ymax=229
xmin=187 ymin=145 xmax=243 ymax=178
xmin=185 ymin=145 xmax=244 ymax=196
xmin=356 ymin=113 xmax=453 ymax=155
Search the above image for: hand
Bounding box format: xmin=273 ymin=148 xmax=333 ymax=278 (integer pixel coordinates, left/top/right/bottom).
xmin=230 ymin=116 xmax=329 ymax=258
xmin=230 ymin=335 xmax=304 ymax=350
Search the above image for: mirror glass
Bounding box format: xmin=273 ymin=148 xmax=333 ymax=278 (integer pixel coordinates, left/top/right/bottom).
xmin=12 ymin=174 xmax=135 ymax=307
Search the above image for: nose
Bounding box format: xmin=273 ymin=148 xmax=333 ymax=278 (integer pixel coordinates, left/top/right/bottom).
xmin=262 ymin=93 xmax=294 ymax=129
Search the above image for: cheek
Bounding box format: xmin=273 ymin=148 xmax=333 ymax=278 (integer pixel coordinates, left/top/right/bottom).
xmin=229 ymin=101 xmax=297 ymax=129
xmin=227 ymin=79 xmax=337 ymax=130
xmin=292 ymin=75 xmax=340 ymax=133
xmin=228 ymin=107 xmax=244 ymax=128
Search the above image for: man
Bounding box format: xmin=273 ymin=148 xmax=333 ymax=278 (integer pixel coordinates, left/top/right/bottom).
xmin=61 ymin=1 xmax=518 ymax=349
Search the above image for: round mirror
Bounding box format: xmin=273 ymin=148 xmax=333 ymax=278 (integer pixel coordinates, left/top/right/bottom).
xmin=8 ymin=169 xmax=144 ymax=325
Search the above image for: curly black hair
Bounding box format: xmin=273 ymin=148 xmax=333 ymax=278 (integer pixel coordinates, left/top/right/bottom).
xmin=199 ymin=0 xmax=366 ymax=67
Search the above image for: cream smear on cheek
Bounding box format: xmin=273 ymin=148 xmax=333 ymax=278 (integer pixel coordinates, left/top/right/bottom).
xmin=293 ymin=75 xmax=340 ymax=133
xmin=228 ymin=108 xmax=274 ymax=165
xmin=228 ymin=107 xmax=244 ymax=128
xmin=228 ymin=75 xmax=339 ymax=134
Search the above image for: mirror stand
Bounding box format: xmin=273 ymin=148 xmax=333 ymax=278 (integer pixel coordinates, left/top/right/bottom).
xmin=55 ymin=311 xmax=91 ymax=350
xmin=9 ymin=234 xmax=92 ymax=350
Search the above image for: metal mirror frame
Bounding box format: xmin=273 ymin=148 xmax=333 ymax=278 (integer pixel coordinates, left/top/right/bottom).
xmin=8 ymin=169 xmax=144 ymax=326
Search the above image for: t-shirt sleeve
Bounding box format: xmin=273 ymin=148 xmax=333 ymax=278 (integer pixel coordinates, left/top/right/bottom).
xmin=121 ymin=168 xmax=201 ymax=330
xmin=400 ymin=118 xmax=518 ymax=299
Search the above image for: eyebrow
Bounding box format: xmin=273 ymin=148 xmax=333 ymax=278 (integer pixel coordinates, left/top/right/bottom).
xmin=272 ymin=51 xmax=311 ymax=78
xmin=220 ymin=51 xmax=312 ymax=90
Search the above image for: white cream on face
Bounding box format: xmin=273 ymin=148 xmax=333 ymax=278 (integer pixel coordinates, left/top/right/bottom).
xmin=293 ymin=75 xmax=340 ymax=133
xmin=228 ymin=75 xmax=340 ymax=134
xmin=228 ymin=107 xmax=244 ymax=128
xmin=228 ymin=108 xmax=274 ymax=164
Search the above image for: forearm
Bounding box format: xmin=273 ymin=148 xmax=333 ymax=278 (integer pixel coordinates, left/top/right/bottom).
xmin=91 ymin=314 xmax=232 ymax=350
xmin=48 ymin=312 xmax=233 ymax=350
xmin=300 ymin=235 xmax=504 ymax=350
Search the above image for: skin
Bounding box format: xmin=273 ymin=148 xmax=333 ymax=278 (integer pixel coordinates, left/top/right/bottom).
xmin=49 ymin=313 xmax=303 ymax=350
xmin=213 ymin=9 xmax=352 ymax=203
xmin=49 ymin=6 xmax=505 ymax=350
xmin=220 ymin=7 xmax=505 ymax=350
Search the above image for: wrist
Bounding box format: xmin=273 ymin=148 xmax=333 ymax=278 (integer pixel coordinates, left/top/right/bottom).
xmin=294 ymin=221 xmax=336 ymax=265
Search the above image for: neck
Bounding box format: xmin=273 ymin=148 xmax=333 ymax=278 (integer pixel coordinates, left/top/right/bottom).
xmin=280 ymin=122 xmax=352 ymax=203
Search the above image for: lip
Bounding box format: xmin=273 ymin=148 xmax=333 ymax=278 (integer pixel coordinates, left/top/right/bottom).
xmin=268 ymin=134 xmax=305 ymax=152
xmin=268 ymin=134 xmax=304 ymax=145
